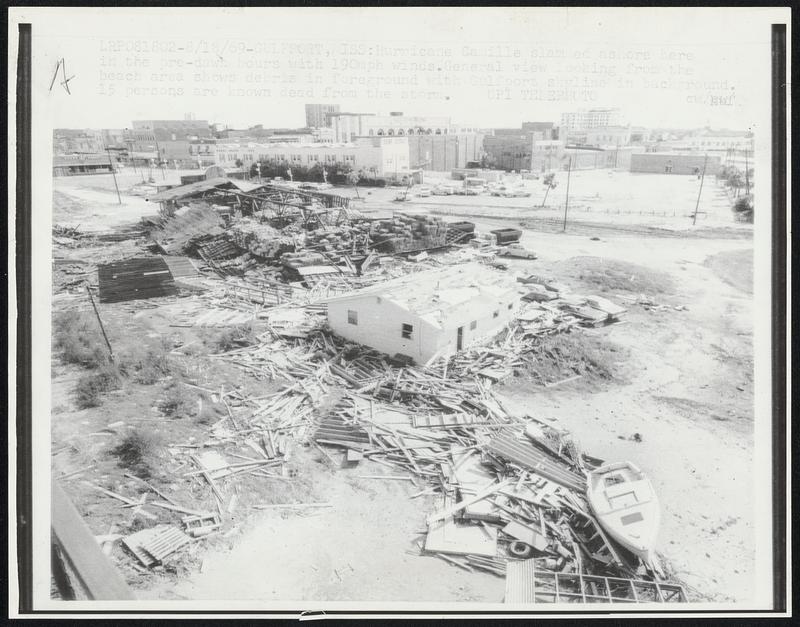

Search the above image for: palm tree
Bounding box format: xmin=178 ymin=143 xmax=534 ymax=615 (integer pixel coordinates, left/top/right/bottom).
xmin=541 ymin=172 xmax=558 ymax=207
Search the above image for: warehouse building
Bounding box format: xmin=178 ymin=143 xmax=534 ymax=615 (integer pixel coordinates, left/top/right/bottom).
xmin=325 ymin=264 xmax=521 ymax=365
xmin=630 ymin=153 xmax=722 ymax=176
xmin=214 ymin=136 xmax=411 ymax=179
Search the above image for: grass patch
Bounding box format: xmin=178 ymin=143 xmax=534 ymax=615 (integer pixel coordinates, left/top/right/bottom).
xmin=517 ymin=331 xmax=627 ymax=386
xmin=119 ymin=345 xmax=175 ymax=384
xmin=110 ymin=429 xmax=164 ymax=479
xmin=556 ymin=256 xmax=674 ymax=295
xmin=158 ymin=381 xmax=197 ymax=418
xmin=205 ymin=323 xmax=258 ymax=353
xmin=74 ymin=367 xmax=122 ymax=409
xmin=53 ymin=311 xmax=110 ymax=368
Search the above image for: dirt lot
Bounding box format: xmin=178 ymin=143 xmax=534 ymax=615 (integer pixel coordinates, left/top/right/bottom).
xmin=50 ymin=171 xmax=755 ymax=605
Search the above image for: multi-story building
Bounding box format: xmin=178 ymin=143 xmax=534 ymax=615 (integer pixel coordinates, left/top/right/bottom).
xmin=305 ymin=104 xmax=341 ymax=128
xmin=214 ymin=136 xmax=411 ymax=179
xmin=482 ymin=122 xmax=560 ymax=171
xmin=407 ymin=133 xmax=485 ymax=172
xmin=128 ymin=119 xmax=212 ymax=167
xmin=53 ymin=129 xmax=105 ymax=154
xmin=330 ymin=112 xmax=478 ymax=143
xmin=560 ymin=108 xmax=623 ymax=132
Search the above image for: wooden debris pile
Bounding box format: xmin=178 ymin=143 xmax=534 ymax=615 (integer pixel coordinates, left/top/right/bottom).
xmin=229 ymin=219 xmax=295 ymax=259
xmin=370 ymin=213 xmax=449 ymax=254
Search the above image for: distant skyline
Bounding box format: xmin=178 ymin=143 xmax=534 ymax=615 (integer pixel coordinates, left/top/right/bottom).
xmin=15 ymin=7 xmax=781 ymax=135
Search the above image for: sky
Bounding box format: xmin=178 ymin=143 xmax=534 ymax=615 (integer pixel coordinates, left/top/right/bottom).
xmin=11 ymin=7 xmax=789 ymax=132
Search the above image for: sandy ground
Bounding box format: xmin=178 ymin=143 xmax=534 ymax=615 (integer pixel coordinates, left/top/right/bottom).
xmin=51 ymin=169 xmax=755 ymax=605
xmin=158 ymin=459 xmax=506 ymax=603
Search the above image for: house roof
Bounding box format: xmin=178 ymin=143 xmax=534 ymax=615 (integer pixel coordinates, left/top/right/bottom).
xmin=325 ymin=263 xmax=519 ymax=328
xmin=147 ymin=177 xmax=260 ymax=202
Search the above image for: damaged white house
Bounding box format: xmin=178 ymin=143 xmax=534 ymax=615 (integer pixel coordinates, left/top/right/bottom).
xmin=325 ymin=264 xmax=521 ymax=364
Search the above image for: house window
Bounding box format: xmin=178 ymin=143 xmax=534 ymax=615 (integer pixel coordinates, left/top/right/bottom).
xmin=401 ymin=323 xmax=413 ymax=339
xmin=347 ymin=310 xmax=358 ymax=325
xmin=469 ymin=320 xmax=477 ymax=330
xmin=493 ymin=311 xmax=499 ymax=318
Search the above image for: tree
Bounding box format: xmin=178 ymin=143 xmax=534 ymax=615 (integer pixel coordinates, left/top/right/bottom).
xmin=732 ymin=194 xmax=753 ymax=223
xmin=347 ymin=170 xmax=360 ymax=198
xmin=540 ymin=172 xmax=558 ymax=207
xmin=234 ymin=158 xmax=244 ymax=168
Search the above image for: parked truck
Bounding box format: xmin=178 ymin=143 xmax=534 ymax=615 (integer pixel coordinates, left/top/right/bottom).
xmin=490 ymin=228 xmax=523 ymax=246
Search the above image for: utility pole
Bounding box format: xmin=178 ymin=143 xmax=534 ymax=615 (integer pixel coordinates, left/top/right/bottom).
xmin=153 ymin=137 xmax=166 ymax=180
xmin=744 ymin=148 xmax=750 ymax=195
xmin=692 ymin=153 xmax=709 ymax=226
xmin=85 ymin=285 xmax=114 ymax=362
xmin=563 ymin=156 xmax=572 ymax=232
xmin=104 ymin=146 xmax=122 ymax=204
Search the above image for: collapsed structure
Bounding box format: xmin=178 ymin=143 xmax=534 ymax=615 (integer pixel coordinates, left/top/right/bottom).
xmin=52 ymin=171 xmax=688 ymax=605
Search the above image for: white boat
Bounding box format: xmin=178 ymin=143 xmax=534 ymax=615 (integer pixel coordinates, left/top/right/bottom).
xmin=586 ymin=461 xmax=660 ymax=561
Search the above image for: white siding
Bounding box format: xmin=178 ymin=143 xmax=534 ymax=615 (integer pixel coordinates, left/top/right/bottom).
xmin=327 ymin=288 xmax=521 ymax=364
xmin=327 ymin=296 xmax=437 ymax=363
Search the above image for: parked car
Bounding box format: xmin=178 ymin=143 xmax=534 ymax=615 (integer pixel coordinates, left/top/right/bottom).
xmin=498 ymin=244 xmax=538 ymax=259
xmin=432 ymin=185 xmax=454 ymax=196
xmin=488 ymin=260 xmax=509 ymax=270
xmin=394 ymin=192 xmax=413 ymax=201
xmin=415 ymin=186 xmax=432 ymax=197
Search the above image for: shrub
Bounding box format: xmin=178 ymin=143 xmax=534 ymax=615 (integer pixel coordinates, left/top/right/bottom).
xmin=518 ymin=331 xmax=625 ymax=385
xmin=159 ymin=381 xmax=196 ymax=418
xmin=207 ymin=323 xmax=257 ymax=353
xmin=110 ymin=429 xmax=163 ymax=479
xmin=74 ymin=368 xmax=121 ymax=409
xmin=120 ymin=347 xmax=174 ymax=384
xmin=732 ymin=196 xmax=754 ymax=223
xmin=53 ymin=311 xmax=109 ymax=368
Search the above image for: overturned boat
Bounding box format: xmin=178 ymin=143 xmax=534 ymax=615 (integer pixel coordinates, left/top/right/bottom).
xmin=586 ymin=461 xmax=660 ymax=561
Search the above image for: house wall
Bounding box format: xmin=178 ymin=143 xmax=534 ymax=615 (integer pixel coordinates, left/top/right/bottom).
xmin=327 ymin=288 xmax=521 ymax=364
xmin=433 ymin=291 xmax=521 ymax=359
xmin=327 ymin=297 xmax=437 ymax=363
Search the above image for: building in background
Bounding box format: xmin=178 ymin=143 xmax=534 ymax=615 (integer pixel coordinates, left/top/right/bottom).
xmin=215 ymin=136 xmax=410 ymax=179
xmin=560 ymin=108 xmax=623 ymax=133
xmin=53 ymin=129 xmax=105 ymax=154
xmin=407 ymin=132 xmax=484 ymax=171
xmin=53 ymin=153 xmax=115 ymax=177
xmin=482 ymin=122 xmax=559 ymax=171
xmin=329 ymin=113 xmax=376 ymax=143
xmin=630 ymin=152 xmax=722 ymax=176
xmin=128 ymin=119 xmax=212 ymax=167
xmin=330 ymin=112 xmax=478 ymax=143
xmin=305 ymin=103 xmax=341 ymax=128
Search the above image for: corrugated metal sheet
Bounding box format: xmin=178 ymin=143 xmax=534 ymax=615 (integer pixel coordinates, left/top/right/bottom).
xmin=486 ymin=432 xmax=586 ymax=492
xmin=149 ymin=204 xmax=226 ymax=255
xmin=505 ymin=559 xmax=537 ymax=604
xmin=160 ymin=256 xmax=199 ymax=278
xmin=98 ymin=257 xmax=178 ymax=303
xmin=147 ymin=177 xmax=259 ymax=202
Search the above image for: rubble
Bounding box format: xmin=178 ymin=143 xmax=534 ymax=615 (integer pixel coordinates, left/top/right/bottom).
xmin=52 ymin=175 xmax=686 ymax=602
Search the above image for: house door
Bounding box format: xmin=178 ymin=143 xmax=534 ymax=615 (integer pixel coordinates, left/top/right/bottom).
xmin=456 ymin=326 xmax=464 ymax=351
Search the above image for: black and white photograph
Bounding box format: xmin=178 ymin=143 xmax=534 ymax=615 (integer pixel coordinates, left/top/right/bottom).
xmin=8 ymin=6 xmax=790 ymax=618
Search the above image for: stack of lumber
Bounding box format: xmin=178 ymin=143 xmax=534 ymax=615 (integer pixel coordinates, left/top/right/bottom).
xmin=229 ymin=219 xmax=295 ymax=259
xmin=370 ymin=213 xmax=449 ymax=254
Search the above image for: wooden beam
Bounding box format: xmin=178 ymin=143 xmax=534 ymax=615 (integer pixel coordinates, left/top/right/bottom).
xmin=51 ymin=480 xmax=135 ymax=599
